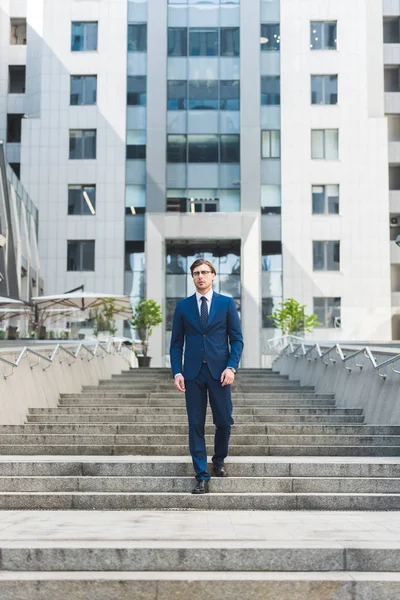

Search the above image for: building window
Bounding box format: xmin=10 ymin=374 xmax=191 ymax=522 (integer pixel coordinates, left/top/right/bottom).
xmin=384 ymin=18 xmax=400 ymax=44
xmin=261 ymin=185 xmax=281 ymax=215
xmin=10 ymin=18 xmax=26 ymax=45
xmin=7 ymin=114 xmax=23 ymax=143
xmin=67 ymin=240 xmax=95 ymax=271
xmin=189 ymin=28 xmax=219 ymax=56
xmin=128 ymin=23 xmax=147 ymax=52
xmin=261 ymin=76 xmax=280 ymax=105
xmin=313 ymin=241 xmax=340 ymax=271
xmin=127 ymin=76 xmax=147 ymax=106
xmin=126 ymin=130 xmax=146 ymax=159
xmin=260 ymin=24 xmax=280 ymax=51
xmin=220 ymin=27 xmax=240 ymax=57
xmin=311 ymin=129 xmax=338 ymax=159
xmin=262 ymin=241 xmax=282 ymax=272
xmin=167 ymin=189 xmax=240 ymax=213
xmin=220 ymin=80 xmax=240 ymax=110
xmin=168 ymin=80 xmax=187 ymax=110
xmin=9 ymin=66 xmax=26 ymax=93
xmin=167 ymin=135 xmax=187 ymax=162
xmin=310 ymin=22 xmax=337 ymax=50
xmin=167 ymin=135 xmax=240 ymax=163
xmin=220 ymin=135 xmax=240 ymax=163
xmin=262 ymin=297 xmax=281 ymax=328
xmin=168 ymin=28 xmax=188 ymax=56
xmin=69 ymin=130 xmax=97 ymax=159
xmin=261 ymin=130 xmax=280 ymax=158
xmin=68 ymin=185 xmax=96 ymax=216
xmin=311 ymin=75 xmax=338 ymax=105
xmin=188 ymin=80 xmax=219 ymax=110
xmin=70 ymin=75 xmax=97 ymax=105
xmin=126 ymin=185 xmax=146 ymax=215
xmin=167 ymin=80 xmax=240 ymax=111
xmin=188 ymin=134 xmax=219 ymax=163
xmin=312 ymin=185 xmax=339 ymax=215
xmin=314 ymin=297 xmax=341 ymax=328
xmin=71 ymin=22 xmax=98 ymax=52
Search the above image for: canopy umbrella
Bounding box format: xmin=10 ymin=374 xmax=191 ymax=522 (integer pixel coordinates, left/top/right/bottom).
xmin=32 ymin=292 xmax=133 ymax=319
xmin=0 ymin=297 xmax=32 ymax=321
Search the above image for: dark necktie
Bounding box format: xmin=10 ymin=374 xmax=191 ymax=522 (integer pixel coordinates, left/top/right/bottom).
xmin=200 ymin=296 xmax=208 ymax=331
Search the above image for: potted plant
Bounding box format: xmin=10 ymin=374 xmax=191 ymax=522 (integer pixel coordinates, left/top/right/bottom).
xmin=268 ymin=298 xmax=322 ymax=335
xmin=130 ymin=299 xmax=163 ymax=367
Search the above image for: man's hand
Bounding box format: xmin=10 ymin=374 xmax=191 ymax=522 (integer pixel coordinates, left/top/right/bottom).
xmin=174 ymin=374 xmax=186 ymax=393
xmin=220 ymin=368 xmax=235 ymax=387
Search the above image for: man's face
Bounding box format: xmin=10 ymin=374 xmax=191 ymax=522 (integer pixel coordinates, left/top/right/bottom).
xmin=192 ymin=264 xmax=216 ymax=292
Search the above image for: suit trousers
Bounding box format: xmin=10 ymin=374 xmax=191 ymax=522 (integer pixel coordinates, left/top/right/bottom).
xmin=184 ymin=362 xmax=234 ymax=481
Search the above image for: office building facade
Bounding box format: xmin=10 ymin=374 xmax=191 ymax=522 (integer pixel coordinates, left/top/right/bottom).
xmin=0 ymin=0 xmax=393 ymax=365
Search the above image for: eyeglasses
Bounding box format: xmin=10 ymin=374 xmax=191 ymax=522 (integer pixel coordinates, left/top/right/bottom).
xmin=192 ymin=270 xmax=213 ymax=278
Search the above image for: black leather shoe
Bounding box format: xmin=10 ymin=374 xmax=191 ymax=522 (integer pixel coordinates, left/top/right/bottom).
xmin=212 ymin=464 xmax=228 ymax=477
xmin=192 ymin=480 xmax=209 ymax=494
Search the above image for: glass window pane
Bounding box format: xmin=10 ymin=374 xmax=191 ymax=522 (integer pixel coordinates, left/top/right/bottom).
xmin=189 ymin=28 xmax=218 ymax=56
xmin=310 ymin=22 xmax=322 ymax=50
xmin=72 ymin=22 xmax=98 ymax=52
xmin=220 ymin=27 xmax=240 ymax=57
xmin=311 ymin=130 xmax=324 ymax=159
xmin=219 ymin=189 xmax=240 ymax=212
xmin=188 ymin=134 xmax=218 ymax=162
xmin=220 ymin=134 xmax=240 ymax=163
xmin=166 ymin=298 xmax=181 ymax=330
xmin=71 ymin=23 xmax=84 ymax=51
xmin=81 ymin=241 xmax=95 ymax=270
xmin=219 ymin=274 xmax=240 ymax=297
xmin=166 ymin=274 xmax=186 ymax=297
xmin=166 ymin=254 xmax=187 ymax=274
xmin=313 ymin=298 xmax=326 ymax=325
xmin=327 ymin=184 xmax=339 ymax=214
xmin=220 ymin=80 xmax=239 ymax=110
xmin=127 ymin=76 xmax=147 ymax=106
xmin=262 ymin=297 xmax=281 ymax=328
xmin=167 ymin=135 xmax=187 ymax=162
xmin=262 ymin=131 xmax=271 ymax=157
xmin=168 ymin=28 xmax=187 ymax=56
xmin=261 ymin=185 xmax=281 ymax=207
xmin=325 ymin=129 xmax=338 ymax=159
xmin=168 ymin=80 xmax=187 ymax=110
xmin=312 ymin=185 xmax=325 ymax=214
xmin=85 ymin=23 xmax=98 ymax=51
xmin=313 ymin=241 xmax=325 ymax=270
xmin=327 ymin=241 xmax=340 ymax=270
xmin=260 ymin=23 xmax=280 ymax=51
xmin=188 ymin=80 xmax=218 ymax=110
xmin=311 ymin=75 xmax=323 ymax=104
xmin=83 ymin=130 xmax=96 ymax=159
xmin=128 ymin=24 xmax=147 ymax=52
xmin=324 ymin=22 xmax=337 ymax=50
xmin=261 ymin=76 xmax=280 ymax=105
xmin=69 ymin=130 xmax=82 ymax=159
xmin=126 ymin=185 xmax=146 ymax=208
xmin=70 ymin=76 xmax=83 ymax=105
xmin=325 ymin=75 xmax=338 ymax=104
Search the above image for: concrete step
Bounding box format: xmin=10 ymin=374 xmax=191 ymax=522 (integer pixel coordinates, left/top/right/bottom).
xmin=59 ymin=393 xmax=336 ymax=402
xmin=1 ymin=571 xmax=400 ymax=600
xmin=0 ymin=445 xmax=397 ymax=456
xmin=0 ymin=543 xmax=398 ymax=572
xmin=29 ymin=406 xmax=363 ymax=415
xmin=2 ymin=424 xmax=395 ymax=435
xmin=58 ymin=397 xmax=337 ymax=407
xmin=26 ymin=414 xmax=365 ymax=424
xmin=1 ymin=475 xmax=400 ymax=494
xmin=1 ymin=490 xmax=400 ymax=509
xmin=0 ymin=458 xmax=399 ymax=477
xmin=1 ymin=458 xmax=399 ymax=478
xmin=88 ymin=384 xmax=315 ymax=392
xmin=0 ymin=433 xmax=398 ymax=446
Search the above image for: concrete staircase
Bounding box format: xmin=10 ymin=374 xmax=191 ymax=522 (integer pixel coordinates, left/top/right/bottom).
xmin=1 ymin=367 xmax=400 ymax=598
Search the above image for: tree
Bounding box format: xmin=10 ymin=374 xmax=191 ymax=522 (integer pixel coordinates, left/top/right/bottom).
xmin=130 ymin=299 xmax=163 ymax=357
xmin=268 ymin=298 xmax=322 ymax=335
xmin=91 ymin=298 xmax=126 ymax=337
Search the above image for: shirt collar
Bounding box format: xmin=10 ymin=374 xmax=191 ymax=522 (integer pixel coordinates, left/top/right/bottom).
xmin=196 ymin=289 xmax=214 ymax=304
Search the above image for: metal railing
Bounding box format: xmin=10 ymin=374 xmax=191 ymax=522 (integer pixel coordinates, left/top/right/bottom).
xmin=267 ymin=334 xmax=400 ymax=381
xmin=0 ymin=338 xmax=129 ymax=379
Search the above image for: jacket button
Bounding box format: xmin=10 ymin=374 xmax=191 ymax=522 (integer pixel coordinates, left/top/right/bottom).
xmin=203 ymin=334 xmax=206 ymax=337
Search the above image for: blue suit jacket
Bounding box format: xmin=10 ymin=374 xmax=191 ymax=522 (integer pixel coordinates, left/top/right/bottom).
xmin=169 ymin=292 xmax=244 ymax=381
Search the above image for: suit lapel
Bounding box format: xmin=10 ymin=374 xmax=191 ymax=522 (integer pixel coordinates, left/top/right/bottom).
xmin=190 ymin=293 xmax=202 ymax=331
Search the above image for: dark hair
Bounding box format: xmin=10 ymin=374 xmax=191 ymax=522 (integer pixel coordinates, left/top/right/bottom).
xmin=190 ymin=259 xmax=216 ymax=276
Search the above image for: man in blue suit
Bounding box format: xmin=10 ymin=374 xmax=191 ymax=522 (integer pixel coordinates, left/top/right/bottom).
xmin=170 ymin=259 xmax=244 ymax=494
